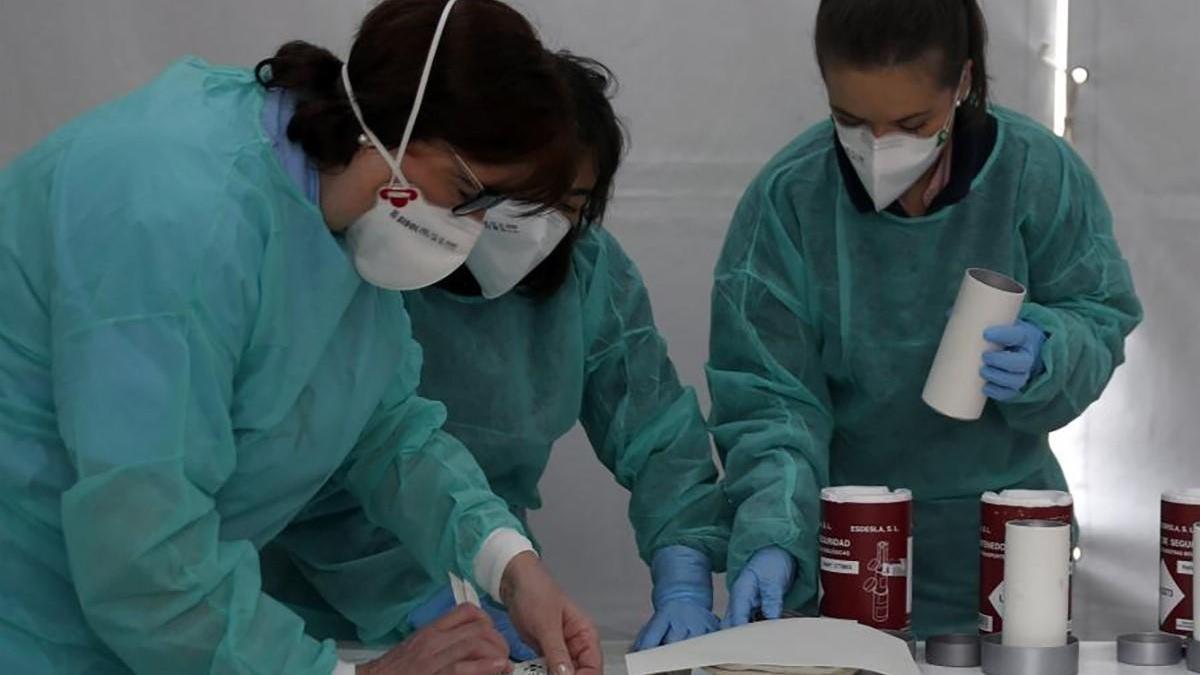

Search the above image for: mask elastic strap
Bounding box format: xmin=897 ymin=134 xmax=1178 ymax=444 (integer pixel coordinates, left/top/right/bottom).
xmin=342 ymin=64 xmax=402 ymax=179
xmin=953 ymin=66 xmax=970 ymax=109
xmin=937 ymin=68 xmax=971 ymax=143
xmin=341 ymin=0 xmax=460 ymax=184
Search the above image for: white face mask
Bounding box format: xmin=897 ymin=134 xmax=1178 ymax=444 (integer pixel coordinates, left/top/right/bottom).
xmin=341 ymin=0 xmax=484 ymax=291
xmin=834 ymin=86 xmax=964 ymax=212
xmin=465 ymin=201 xmax=571 ymax=299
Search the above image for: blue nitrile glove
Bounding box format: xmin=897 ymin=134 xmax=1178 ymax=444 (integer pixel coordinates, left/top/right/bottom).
xmin=632 ymin=545 xmax=719 ymax=651
xmin=982 ymin=320 xmax=1048 ymax=401
xmin=722 ymin=546 xmax=797 ymax=628
xmin=407 ymin=585 xmax=539 ymax=661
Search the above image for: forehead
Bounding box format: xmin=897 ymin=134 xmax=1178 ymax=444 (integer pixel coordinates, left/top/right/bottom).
xmin=825 ymin=61 xmax=951 ymax=120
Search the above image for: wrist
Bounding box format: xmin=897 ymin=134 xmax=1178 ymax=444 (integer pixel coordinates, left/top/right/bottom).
xmin=499 ymin=550 xmax=541 ymax=607
xmin=758 ymin=546 xmax=797 ymax=573
xmin=650 ymin=546 xmax=714 ymax=609
xmin=474 ymin=528 xmax=535 ymax=600
xmin=653 ymin=586 xmax=714 ymax=610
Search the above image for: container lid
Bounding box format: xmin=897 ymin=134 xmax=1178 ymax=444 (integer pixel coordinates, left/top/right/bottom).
xmin=982 ymin=490 xmax=1073 ymax=508
xmin=821 ymin=486 xmax=912 ymax=504
xmin=1188 ymin=637 xmax=1200 ymax=672
xmin=980 ymin=634 xmax=1079 ymax=675
xmin=1116 ymin=633 xmax=1183 ymax=666
xmin=1163 ymin=488 xmax=1200 ymax=505
xmin=926 ymin=634 xmax=981 ymax=668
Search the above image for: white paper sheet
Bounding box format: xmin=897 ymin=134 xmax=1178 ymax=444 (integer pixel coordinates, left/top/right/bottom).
xmin=700 ymin=662 xmax=854 ymax=667
xmin=624 ymin=618 xmax=920 ymax=675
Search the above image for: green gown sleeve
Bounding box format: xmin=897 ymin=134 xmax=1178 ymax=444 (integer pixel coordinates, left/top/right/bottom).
xmin=53 ymin=138 xmax=338 ymax=675
xmin=705 ymin=176 xmax=834 ymax=609
xmin=1002 ymin=141 xmax=1143 ymax=431
xmin=576 ymin=229 xmax=733 ymax=569
xmin=339 ymin=324 xmax=528 ymax=595
xmin=261 ymin=497 xmax=437 ymax=645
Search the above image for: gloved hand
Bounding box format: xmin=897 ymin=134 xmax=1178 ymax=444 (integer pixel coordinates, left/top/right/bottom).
xmin=722 ymin=546 xmax=797 ymax=628
xmin=408 ymin=584 xmax=539 ymax=662
xmin=982 ymin=320 xmax=1048 ymax=401
xmin=632 ymin=545 xmax=718 ymax=651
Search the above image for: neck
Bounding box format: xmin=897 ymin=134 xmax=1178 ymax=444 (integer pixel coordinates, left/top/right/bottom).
xmin=898 ymin=138 xmax=954 ymax=217
xmin=898 ymin=166 xmax=937 ymax=217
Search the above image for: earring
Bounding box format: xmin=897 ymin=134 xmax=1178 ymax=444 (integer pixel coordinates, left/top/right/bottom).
xmin=357 ymin=133 xmax=370 ymax=146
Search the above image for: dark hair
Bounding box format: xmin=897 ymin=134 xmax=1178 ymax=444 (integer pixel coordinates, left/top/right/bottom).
xmin=556 ymin=52 xmax=625 ymax=228
xmin=435 ymin=49 xmax=627 ymax=299
xmin=814 ymin=0 xmax=989 ymax=125
xmin=255 ymin=0 xmax=575 ymax=207
xmin=515 ymin=51 xmax=626 ymax=297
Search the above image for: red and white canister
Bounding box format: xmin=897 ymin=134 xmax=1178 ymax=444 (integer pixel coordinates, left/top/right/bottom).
xmin=819 ymin=486 xmax=913 ymax=631
xmin=1160 ymin=489 xmax=1200 ymax=637
xmin=978 ymin=490 xmax=1073 ymax=635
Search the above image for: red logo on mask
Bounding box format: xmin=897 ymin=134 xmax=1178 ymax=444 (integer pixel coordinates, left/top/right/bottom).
xmin=380 ymin=187 xmax=419 ymax=209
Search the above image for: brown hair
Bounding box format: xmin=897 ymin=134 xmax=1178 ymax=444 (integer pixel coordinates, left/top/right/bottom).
xmin=434 ymin=50 xmax=628 ymax=299
xmin=256 ymin=0 xmax=576 ymax=207
xmin=814 ymin=0 xmax=990 ymax=126
xmin=516 ymin=51 xmax=626 ymax=298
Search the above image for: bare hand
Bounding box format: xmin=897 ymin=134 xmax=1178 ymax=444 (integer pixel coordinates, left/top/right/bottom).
xmin=357 ymin=604 xmax=512 ymax=675
xmin=500 ymin=552 xmax=603 ymax=675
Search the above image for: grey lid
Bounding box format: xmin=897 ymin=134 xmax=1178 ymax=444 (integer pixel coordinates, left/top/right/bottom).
xmin=1187 ymin=637 xmax=1200 ymax=673
xmin=980 ymin=634 xmax=1079 ymax=675
xmin=1116 ymin=632 xmax=1183 ymax=666
xmin=926 ymin=634 xmax=982 ymax=668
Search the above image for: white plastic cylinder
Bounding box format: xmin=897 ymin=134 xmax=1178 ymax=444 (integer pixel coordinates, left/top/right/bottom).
xmin=923 ymin=268 xmax=1027 ymax=421
xmin=1002 ymin=520 xmax=1070 ymax=648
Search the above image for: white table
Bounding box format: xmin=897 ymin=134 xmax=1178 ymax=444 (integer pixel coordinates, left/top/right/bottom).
xmin=343 ymin=640 xmax=1191 ymax=674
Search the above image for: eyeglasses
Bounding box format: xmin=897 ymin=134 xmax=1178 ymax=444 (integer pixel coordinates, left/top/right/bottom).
xmin=449 ymin=150 xmax=506 ymax=216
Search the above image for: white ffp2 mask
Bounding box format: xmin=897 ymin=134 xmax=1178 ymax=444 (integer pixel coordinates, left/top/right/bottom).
xmin=835 ymin=85 xmax=964 ymax=212
xmin=465 ymin=202 xmax=572 ymax=299
xmin=341 ymin=0 xmax=485 ymax=291
xmin=345 ymin=184 xmax=484 ymax=291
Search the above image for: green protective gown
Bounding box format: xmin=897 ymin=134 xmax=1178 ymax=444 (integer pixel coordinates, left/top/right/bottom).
xmin=0 ymin=58 xmax=522 ymax=674
xmin=707 ymin=108 xmax=1142 ymax=637
xmin=262 ymin=226 xmax=733 ymax=643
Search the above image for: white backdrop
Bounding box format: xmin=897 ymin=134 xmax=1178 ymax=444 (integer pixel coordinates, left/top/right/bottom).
xmin=1055 ymin=0 xmax=1200 ymax=639
xmin=4 ymin=0 xmax=1188 ymax=644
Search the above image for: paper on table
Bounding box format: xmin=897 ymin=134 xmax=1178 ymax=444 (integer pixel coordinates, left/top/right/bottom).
xmin=624 ymin=618 xmax=920 ymax=675
xmin=706 ymin=666 xmax=856 ymax=674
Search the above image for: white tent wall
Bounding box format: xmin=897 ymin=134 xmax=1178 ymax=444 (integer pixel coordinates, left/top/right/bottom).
xmin=0 ymin=0 xmax=375 ymax=163
xmin=1058 ymin=0 xmax=1200 ymax=639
